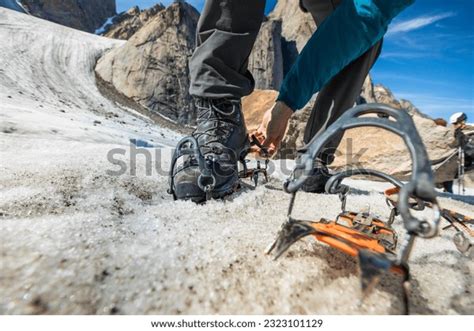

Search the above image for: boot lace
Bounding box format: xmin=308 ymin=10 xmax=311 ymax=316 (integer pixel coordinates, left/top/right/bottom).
xmin=193 ymin=99 xmax=239 ymax=154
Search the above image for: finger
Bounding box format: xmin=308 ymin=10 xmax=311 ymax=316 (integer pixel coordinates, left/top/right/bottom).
xmin=260 ymin=141 xmax=277 ymax=157
xmin=261 ymin=136 xmax=273 ymax=148
xmin=263 ymin=147 xmax=275 ymax=157
xmin=249 ymin=145 xmax=262 ymax=154
xmin=262 ymin=135 xmax=280 ymax=149
xmin=253 ymin=131 xmax=266 ymax=144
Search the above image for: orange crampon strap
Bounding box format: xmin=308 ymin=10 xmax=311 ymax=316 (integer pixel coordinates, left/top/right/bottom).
xmin=312 ymin=212 xmax=397 ymax=256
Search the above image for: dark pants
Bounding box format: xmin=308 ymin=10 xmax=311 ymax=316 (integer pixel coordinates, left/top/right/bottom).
xmin=189 ymin=0 xmax=382 ymax=163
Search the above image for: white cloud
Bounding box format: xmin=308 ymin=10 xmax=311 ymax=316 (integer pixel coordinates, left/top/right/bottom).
xmin=387 ymin=12 xmax=456 ymax=37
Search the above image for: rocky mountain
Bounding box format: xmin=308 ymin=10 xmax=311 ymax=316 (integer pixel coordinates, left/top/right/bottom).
xmin=248 ymin=0 xmax=315 ymax=90
xmin=247 ymin=18 xmax=284 ymax=91
xmin=95 ymin=2 xmax=199 ymax=124
xmin=100 ymin=4 xmax=165 ymax=40
xmin=8 ymin=0 xmax=117 ymax=32
xmin=268 ymin=0 xmax=316 ymax=52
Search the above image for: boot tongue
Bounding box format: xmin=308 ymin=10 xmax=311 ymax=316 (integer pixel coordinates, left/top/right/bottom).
xmin=194 ymin=99 xmax=241 ymax=153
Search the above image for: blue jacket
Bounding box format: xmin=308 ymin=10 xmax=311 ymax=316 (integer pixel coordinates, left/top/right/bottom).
xmin=277 ymin=0 xmax=415 ymax=111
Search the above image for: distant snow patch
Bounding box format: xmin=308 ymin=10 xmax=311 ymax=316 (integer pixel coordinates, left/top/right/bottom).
xmin=95 ymin=15 xmax=117 ymax=35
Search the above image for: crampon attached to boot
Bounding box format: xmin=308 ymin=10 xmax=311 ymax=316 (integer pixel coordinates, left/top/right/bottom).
xmin=266 ymin=103 xmax=443 ymax=314
xmin=169 ymin=133 xmax=270 ymax=203
xmin=169 ymin=98 xmax=273 ymax=203
xmin=168 ymin=136 xmax=217 ymax=202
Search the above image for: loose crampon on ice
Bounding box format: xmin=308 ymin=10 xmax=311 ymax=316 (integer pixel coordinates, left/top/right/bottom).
xmin=265 ymin=103 xmax=467 ymax=314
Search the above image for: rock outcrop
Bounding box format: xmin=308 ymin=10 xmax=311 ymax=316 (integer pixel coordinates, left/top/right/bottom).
xmin=360 ymin=76 xmax=377 ymax=103
xmin=100 ymin=4 xmax=165 ymax=40
xmin=363 ymin=82 xmax=431 ymax=119
xmin=241 ymin=89 xmax=279 ymax=133
xmin=18 ymin=0 xmax=116 ymax=33
xmin=248 ymin=19 xmax=284 ymax=90
xmin=332 ymin=115 xmax=457 ymax=183
xmin=95 ymin=2 xmax=199 ymax=124
xmin=268 ymin=0 xmax=316 ymax=52
xmin=242 ymin=87 xmax=457 ymax=183
xmin=240 ymin=0 xmax=317 ymax=91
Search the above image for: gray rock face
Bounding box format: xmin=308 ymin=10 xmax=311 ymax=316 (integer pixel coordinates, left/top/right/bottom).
xmin=360 ymin=75 xmax=377 ymax=103
xmin=95 ymin=2 xmax=199 ymax=124
xmin=246 ymin=0 xmax=315 ymax=91
xmin=18 ymin=0 xmax=116 ymax=32
xmin=101 ymin=4 xmax=165 ymax=40
xmin=269 ymin=0 xmax=316 ymax=52
xmin=248 ymin=19 xmax=284 ymax=90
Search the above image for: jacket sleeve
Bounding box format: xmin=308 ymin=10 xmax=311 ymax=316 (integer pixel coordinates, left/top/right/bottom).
xmin=277 ymin=0 xmax=415 ymax=111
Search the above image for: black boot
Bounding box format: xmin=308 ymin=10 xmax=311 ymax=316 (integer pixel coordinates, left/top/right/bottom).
xmin=169 ymin=98 xmax=249 ymax=203
xmin=295 ymin=155 xmax=332 ymax=194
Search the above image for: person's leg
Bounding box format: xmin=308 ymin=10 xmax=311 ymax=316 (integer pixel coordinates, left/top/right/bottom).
xmin=301 ymin=0 xmax=382 ymax=164
xmin=443 ymin=181 xmax=454 ymax=194
xmin=171 ymin=0 xmax=266 ymax=203
xmin=189 ymin=0 xmax=266 ymax=100
xmin=303 ymin=41 xmax=382 ymax=163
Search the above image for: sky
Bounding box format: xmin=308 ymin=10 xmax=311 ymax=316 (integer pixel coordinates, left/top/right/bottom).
xmin=117 ymin=0 xmax=474 ymax=120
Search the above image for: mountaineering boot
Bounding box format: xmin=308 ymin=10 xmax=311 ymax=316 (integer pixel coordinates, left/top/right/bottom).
xmin=170 ymin=98 xmax=249 ymax=203
xmin=169 ymin=135 xmax=206 ymax=203
xmin=295 ymin=153 xmax=332 ymax=194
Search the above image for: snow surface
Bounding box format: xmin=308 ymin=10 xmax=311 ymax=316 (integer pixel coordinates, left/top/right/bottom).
xmin=0 ymin=8 xmax=473 ymax=315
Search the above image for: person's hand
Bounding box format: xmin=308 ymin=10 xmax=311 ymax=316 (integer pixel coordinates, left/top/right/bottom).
xmin=250 ymin=101 xmax=293 ymax=157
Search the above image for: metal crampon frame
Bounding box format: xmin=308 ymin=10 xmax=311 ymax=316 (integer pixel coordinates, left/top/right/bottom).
xmin=237 ymin=134 xmax=270 ymax=188
xmin=168 ymin=135 xmax=270 ymax=201
xmin=266 ymin=103 xmax=443 ymax=314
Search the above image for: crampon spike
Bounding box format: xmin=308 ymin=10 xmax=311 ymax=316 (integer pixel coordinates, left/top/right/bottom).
xmin=358 ymin=250 xmax=393 ymax=295
xmin=358 ymin=249 xmax=410 ymax=314
xmin=265 ymin=220 xmax=317 ymax=260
